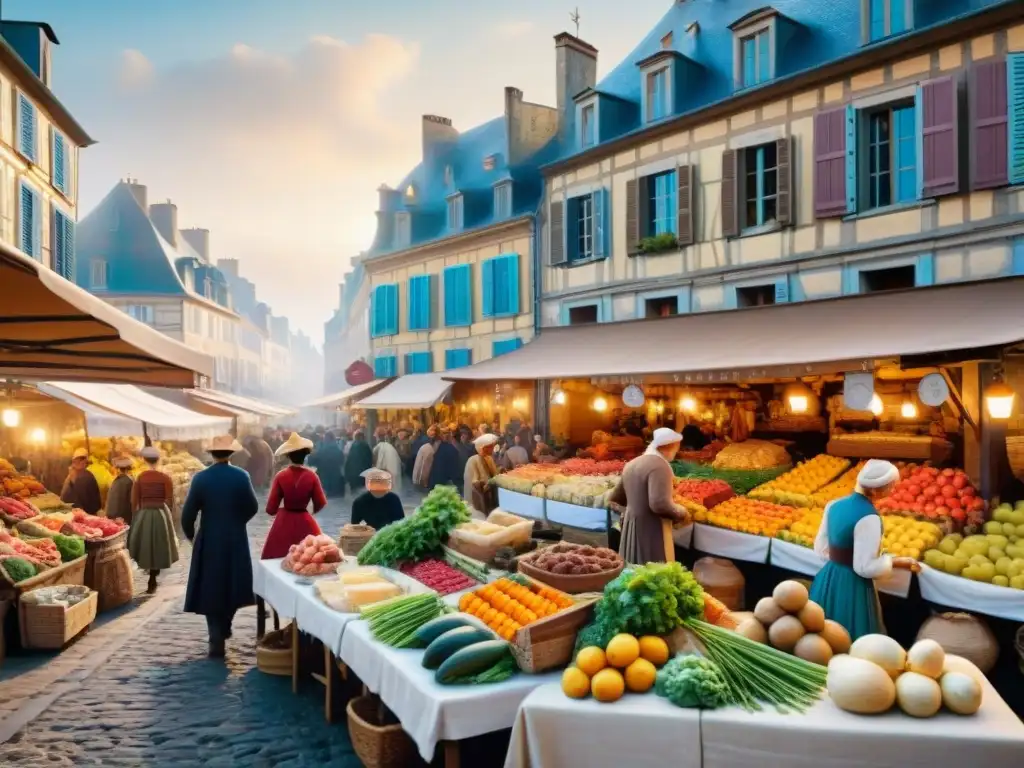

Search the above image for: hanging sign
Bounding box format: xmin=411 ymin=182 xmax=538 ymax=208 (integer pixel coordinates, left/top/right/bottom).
xmin=345 ymin=360 xmax=374 ymax=386
xmin=843 ymin=372 xmax=875 ymax=411
xmin=622 ymin=385 xmax=645 ymax=408
xmin=918 ymin=373 xmax=949 ymax=407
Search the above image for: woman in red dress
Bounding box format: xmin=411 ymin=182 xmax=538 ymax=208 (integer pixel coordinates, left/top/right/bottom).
xmin=261 ymin=433 xmax=327 ymax=559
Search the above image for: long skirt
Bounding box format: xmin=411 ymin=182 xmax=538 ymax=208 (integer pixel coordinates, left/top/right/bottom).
xmin=261 ymin=511 xmax=321 ymax=560
xmin=127 ymin=505 xmax=181 ymax=571
xmin=809 ymin=561 xmax=883 ymax=641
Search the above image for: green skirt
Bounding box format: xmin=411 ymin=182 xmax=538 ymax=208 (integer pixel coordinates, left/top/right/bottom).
xmin=809 ymin=561 xmax=884 ymax=641
xmin=127 ymin=505 xmax=181 ymax=571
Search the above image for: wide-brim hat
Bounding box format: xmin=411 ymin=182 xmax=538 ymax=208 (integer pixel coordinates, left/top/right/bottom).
xmin=140 ymin=446 xmax=161 ymax=461
xmin=361 ymin=468 xmax=392 ymax=484
xmin=274 ymin=432 xmax=314 ymax=457
xmin=209 ymin=435 xmax=243 ymax=453
xmin=72 ymin=448 xmax=88 ymax=460
xmin=112 ymin=454 xmax=134 ymax=468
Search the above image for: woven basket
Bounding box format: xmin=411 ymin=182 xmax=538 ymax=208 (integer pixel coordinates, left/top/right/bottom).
xmin=256 ymin=626 xmax=293 ymax=676
xmin=18 ymin=588 xmax=97 ymax=649
xmin=517 ymin=559 xmax=624 ymax=594
xmin=0 ymin=555 xmax=86 ymax=600
xmin=1006 ymin=435 xmax=1024 ymax=477
xmin=346 ymin=694 xmax=414 ymax=768
xmin=338 ymin=524 xmax=375 ymax=557
xmin=916 ymin=611 xmax=999 ymax=674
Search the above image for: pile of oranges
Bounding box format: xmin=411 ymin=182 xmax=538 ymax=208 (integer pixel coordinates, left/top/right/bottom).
xmin=458 ymin=577 xmax=573 ymax=640
xmin=699 ymin=496 xmax=802 ymax=537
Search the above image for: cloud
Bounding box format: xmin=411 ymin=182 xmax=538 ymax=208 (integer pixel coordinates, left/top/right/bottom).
xmin=495 ymin=21 xmax=534 ymax=39
xmin=80 ymin=34 xmax=423 ymax=344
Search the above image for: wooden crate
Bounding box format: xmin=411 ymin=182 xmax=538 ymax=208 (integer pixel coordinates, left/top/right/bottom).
xmin=0 ymin=555 xmax=87 ymax=603
xmin=18 ymin=589 xmax=97 ymax=649
xmin=509 ymin=575 xmax=598 ymax=673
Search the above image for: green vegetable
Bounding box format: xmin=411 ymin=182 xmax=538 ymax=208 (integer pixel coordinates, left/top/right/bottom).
xmin=358 ymin=486 xmax=471 ymax=567
xmin=442 ymin=545 xmax=490 ymax=583
xmin=442 ymin=649 xmax=519 ymax=685
xmin=683 ymin=618 xmax=827 ymax=713
xmin=0 ymin=557 xmax=37 ymax=583
xmin=594 ymin=562 xmax=705 ymax=639
xmin=655 ymin=655 xmax=729 ymax=709
xmin=361 ymin=592 xmax=446 ymax=647
xmin=435 ymin=639 xmax=510 ymax=684
xmin=670 ymin=461 xmax=790 ymax=495
xmin=414 ymin=614 xmax=483 ymax=646
xmin=422 ymin=626 xmax=495 ymax=669
xmin=52 ymin=533 xmax=85 ymax=563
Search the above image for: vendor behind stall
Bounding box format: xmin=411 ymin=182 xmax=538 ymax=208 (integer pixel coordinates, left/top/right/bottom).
xmin=350 ymin=469 xmax=405 ymax=530
xmin=107 ymin=455 xmax=135 ymax=525
xmin=61 ymin=448 xmax=102 ymax=515
xmin=464 ymin=433 xmax=499 ymax=515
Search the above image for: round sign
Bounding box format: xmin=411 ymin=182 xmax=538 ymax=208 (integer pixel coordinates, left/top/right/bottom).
xmin=918 ymin=373 xmax=949 ymax=407
xmin=345 ymin=360 xmax=375 ymax=386
xmin=622 ymin=385 xmax=645 ymax=408
xmin=843 ymin=374 xmax=875 ymax=411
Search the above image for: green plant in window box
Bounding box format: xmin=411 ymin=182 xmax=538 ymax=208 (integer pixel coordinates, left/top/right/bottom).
xmin=638 ymin=233 xmax=679 ymax=254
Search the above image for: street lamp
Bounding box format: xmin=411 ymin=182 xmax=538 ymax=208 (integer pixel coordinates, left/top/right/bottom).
xmin=1 ymin=408 xmax=20 ymax=428
xmin=983 ymin=381 xmax=1015 ymax=420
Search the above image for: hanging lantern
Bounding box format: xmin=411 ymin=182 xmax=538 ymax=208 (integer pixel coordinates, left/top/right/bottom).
xmin=1 ymin=408 xmax=20 ymax=428
xmin=900 ymin=401 xmax=918 ymax=419
xmin=869 ymin=394 xmax=884 ymax=416
xmin=592 ymin=396 xmax=608 ymax=413
xmin=983 ymin=381 xmax=1015 ymax=420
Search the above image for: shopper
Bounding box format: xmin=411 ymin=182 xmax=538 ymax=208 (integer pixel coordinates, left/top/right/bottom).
xmin=60 ymin=448 xmax=102 ymax=515
xmin=373 ymin=438 xmax=404 ymax=493
xmin=350 ymin=469 xmax=405 ymax=530
xmin=181 ymin=435 xmax=259 ymax=658
xmin=246 ymin=434 xmax=274 ymax=490
xmin=106 ymin=455 xmax=135 ymax=525
xmin=464 ymin=433 xmax=499 ymax=515
xmin=343 ymin=430 xmax=374 ymax=493
xmin=127 ymin=446 xmax=180 ymax=593
xmin=309 ymin=431 xmax=345 ymax=498
xmin=412 ymin=426 xmax=438 ymax=488
xmin=261 ymin=433 xmax=326 ymax=559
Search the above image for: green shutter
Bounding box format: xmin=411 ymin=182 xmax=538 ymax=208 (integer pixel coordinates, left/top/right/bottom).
xmin=1010 ymin=53 xmax=1024 ymax=185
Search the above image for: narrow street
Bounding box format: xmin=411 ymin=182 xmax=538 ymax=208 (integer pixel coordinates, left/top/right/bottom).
xmin=0 ymin=485 xmax=425 ymax=766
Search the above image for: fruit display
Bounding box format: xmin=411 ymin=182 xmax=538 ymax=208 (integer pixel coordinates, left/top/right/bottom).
xmin=561 ymin=633 xmax=669 ymax=703
xmin=712 ymin=440 xmax=791 ymax=470
xmin=671 ymin=460 xmax=792 ymax=495
xmin=557 ymin=458 xmax=626 ymax=476
xmin=160 ymin=450 xmax=206 ymax=512
xmin=0 ymin=529 xmax=62 ymax=569
xmin=0 ymin=459 xmax=47 ymax=498
xmin=922 ymin=520 xmax=1024 ymax=590
xmin=677 ymin=440 xmax=726 ymax=465
xmin=492 ymin=464 xmax=563 ymax=496
xmin=748 ymin=455 xmax=850 ymax=506
xmin=876 ymin=465 xmax=986 ymax=529
xmin=282 ymin=534 xmax=343 ymax=575
xmin=544 ymin=475 xmax=619 ymax=509
xmin=827 ymin=635 xmax=982 ymax=717
xmin=673 ymin=478 xmax=734 ymax=508
xmin=69 ymin=509 xmax=127 ymax=540
xmin=315 ymin=568 xmax=403 ymax=611
xmin=0 ymin=496 xmax=40 ymax=521
xmin=808 ymin=461 xmax=866 ymax=506
xmin=358 ymin=485 xmax=472 ymax=567
xmin=881 ymin=516 xmax=942 ymax=561
xmin=739 ymin=581 xmax=852 ymax=665
xmin=695 ymin=497 xmax=802 ymax=537
xmin=399 ymin=558 xmax=477 ymax=595
xmin=776 ymin=507 xmax=824 ymax=548
xmin=519 ymin=542 xmax=622 ymax=576
xmin=459 ymin=577 xmax=574 ymax=640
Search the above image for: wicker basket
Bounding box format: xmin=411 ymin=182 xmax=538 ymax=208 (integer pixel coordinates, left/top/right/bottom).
xmin=346 ymin=694 xmax=414 ymax=768
xmin=0 ymin=555 xmax=87 ymax=602
xmin=517 ymin=558 xmax=623 ymax=594
xmin=916 ymin=611 xmax=999 ymax=674
xmin=510 ymin=590 xmax=597 ymax=673
xmin=1006 ymin=435 xmax=1024 ymax=477
xmin=256 ymin=626 xmax=293 ymax=676
xmin=339 ymin=524 xmax=375 ymax=557
xmin=18 ymin=588 xmax=97 ymax=649
xmin=84 ymin=528 xmax=129 ymax=593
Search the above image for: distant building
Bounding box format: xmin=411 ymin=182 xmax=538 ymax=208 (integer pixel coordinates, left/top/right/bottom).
xmin=323 ymin=258 xmax=371 ymax=393
xmin=0 ymin=20 xmax=94 ymax=277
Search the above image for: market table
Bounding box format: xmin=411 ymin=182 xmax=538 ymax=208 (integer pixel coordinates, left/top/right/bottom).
xmin=769 ymin=538 xmax=913 ymax=598
xmin=545 ymin=500 xmax=610 ymax=532
xmin=503 ymin=683 xmax=701 ymax=768
xmin=916 ymin=563 xmax=1024 ymax=622
xmin=497 ymin=489 xmax=546 ymax=521
xmin=701 ymin=677 xmax=1024 ymax=768
xmin=692 ymin=523 xmax=771 ymax=563
xmin=339 ymin=619 xmax=560 ymax=765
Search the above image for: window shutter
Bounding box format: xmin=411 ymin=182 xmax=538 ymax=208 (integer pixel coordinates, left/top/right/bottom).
xmin=445 ymin=265 xmax=471 ymax=326
xmin=493 ymin=338 xmax=523 ymax=357
xmin=775 ymin=136 xmax=794 ymax=227
xmin=62 ymin=216 xmax=75 ymax=280
xmin=774 ymin=275 xmax=790 ymax=303
xmin=676 ymin=165 xmax=695 ymax=246
xmin=445 ymin=348 xmax=472 ymax=369
xmin=919 ymin=76 xmax=960 ymax=198
xmin=625 ymin=178 xmax=640 ymax=254
xmin=1009 ymin=53 xmax=1024 ymax=185
xmin=637 ymin=177 xmax=651 ymax=243
xmin=386 ymin=284 xmax=399 ymax=334
xmin=52 ymin=131 xmax=66 ymax=194
xmin=482 ymin=258 xmax=495 ymax=317
xmin=17 ymin=95 xmax=35 ymax=162
xmin=32 ymin=190 xmax=42 ymax=260
xmin=408 ymin=275 xmax=431 ymax=330
xmin=969 ymin=60 xmax=1008 ymax=190
xmin=721 ymin=150 xmax=739 ymax=238
xmin=505 ymin=254 xmax=520 ymax=315
xmin=19 ymin=183 xmax=33 ymax=258
xmin=593 ymin=188 xmax=609 ymax=259
xmin=53 ymin=209 xmax=66 ymax=278
xmin=813 ymin=107 xmax=849 ymax=217
xmin=549 ymin=200 xmax=566 ymax=265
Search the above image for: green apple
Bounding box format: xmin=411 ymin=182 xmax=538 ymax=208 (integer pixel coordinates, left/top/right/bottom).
xmin=923 ymin=550 xmax=946 ymax=570
xmin=1007 ymin=544 xmax=1024 ymax=560
xmin=944 ymin=556 xmax=968 ymax=575
xmin=1017 ymin=524 xmax=1024 ymax=537
xmin=995 ymin=556 xmax=1013 ymax=576
xmin=984 ymin=520 xmax=1004 ymax=535
xmin=1009 ymin=510 xmax=1024 ymax=526
xmin=961 ymin=538 xmax=990 ymax=557
xmin=938 ymin=538 xmax=958 ymax=555
xmin=1003 ymin=523 xmax=1017 ymax=537
xmin=988 ymin=547 xmax=1006 ymax=562
xmin=994 ymin=506 xmax=1013 ymax=523
xmin=946 ymin=533 xmax=963 ymax=546
xmin=986 ymin=534 xmax=1009 ymax=548
xmin=1009 ymin=559 xmax=1024 ymax=578
xmin=1010 ymin=574 xmax=1024 ymax=590
xmin=992 ymin=575 xmax=1010 ymax=588
xmin=968 ymin=562 xmax=996 ymax=582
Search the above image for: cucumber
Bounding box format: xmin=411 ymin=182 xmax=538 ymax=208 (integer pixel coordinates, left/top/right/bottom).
xmin=413 ymin=614 xmax=483 ymax=647
xmin=435 ymin=640 xmax=510 ymax=683
xmin=422 ymin=627 xmax=494 ymax=670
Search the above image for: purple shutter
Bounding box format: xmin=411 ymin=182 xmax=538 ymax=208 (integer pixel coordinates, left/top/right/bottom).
xmin=813 ymin=107 xmax=848 ymax=218
xmin=969 ymin=60 xmax=1008 ymax=190
xmin=921 ymin=76 xmax=960 ymax=198
xmin=625 ymin=179 xmax=640 ymax=254
xmin=721 ymin=150 xmax=739 ymax=238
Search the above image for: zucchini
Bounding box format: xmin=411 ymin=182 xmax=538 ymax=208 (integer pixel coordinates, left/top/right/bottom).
xmin=435 ymin=640 xmax=510 ymax=683
xmin=413 ymin=614 xmax=483 ymax=647
xmin=422 ymin=626 xmax=493 ymax=670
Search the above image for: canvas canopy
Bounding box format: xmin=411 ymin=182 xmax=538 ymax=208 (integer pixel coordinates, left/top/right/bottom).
xmin=355 ymin=374 xmax=453 ymax=410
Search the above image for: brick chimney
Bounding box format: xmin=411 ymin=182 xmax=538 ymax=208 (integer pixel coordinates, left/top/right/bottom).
xmin=554 ymin=32 xmax=598 ymax=145
xmin=180 ymin=227 xmax=210 ymax=261
xmin=422 ymin=114 xmax=458 ymax=166
xmin=149 ymin=200 xmax=179 ymax=247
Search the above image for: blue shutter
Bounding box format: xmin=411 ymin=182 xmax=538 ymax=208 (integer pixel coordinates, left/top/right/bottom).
xmin=504 ymin=254 xmax=520 ymax=315
xmin=444 ymin=265 xmax=471 ymax=326
xmin=53 ymin=208 xmax=67 ymax=278
xmin=774 ymin=275 xmax=790 ymax=303
xmin=374 ymin=355 xmax=397 ymax=377
xmin=408 ymin=275 xmax=431 ymax=330
xmin=869 ymin=0 xmax=885 ymax=41
xmin=19 ymin=183 xmax=34 ymax=258
xmin=742 ymin=38 xmax=756 ymax=87
xmin=493 ymin=338 xmax=523 ymax=357
xmin=845 ymin=104 xmax=857 ymax=214
xmin=1010 ymin=53 xmax=1024 ymax=185
xmin=482 ymin=258 xmax=495 ymax=317
xmin=445 ymin=348 xmax=472 ymax=370
xmin=915 ymin=253 xmax=935 ymax=286
xmin=52 ymin=131 xmax=66 ymax=194
xmin=385 ymin=284 xmax=399 ymax=334
xmin=408 ymin=352 xmax=433 ymax=373
xmin=890 ymin=0 xmax=907 ymax=35
xmin=62 ymin=216 xmax=75 ymax=280
xmin=17 ymin=95 xmax=35 ymax=162
xmin=371 ymin=286 xmax=381 ymax=336
xmin=592 ymin=189 xmax=609 ymax=259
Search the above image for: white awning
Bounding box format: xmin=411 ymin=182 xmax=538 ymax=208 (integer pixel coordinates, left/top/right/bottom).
xmin=355 ymin=374 xmax=454 ymax=410
xmin=443 ymin=278 xmax=1024 ymax=381
xmin=301 ymin=379 xmax=390 ymax=409
xmin=39 ymin=382 xmax=232 ymax=441
xmin=187 ymin=388 xmax=295 ymax=418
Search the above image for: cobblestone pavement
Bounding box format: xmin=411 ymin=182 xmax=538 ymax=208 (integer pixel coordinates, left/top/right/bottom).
xmin=0 ymin=484 xmax=428 ymax=766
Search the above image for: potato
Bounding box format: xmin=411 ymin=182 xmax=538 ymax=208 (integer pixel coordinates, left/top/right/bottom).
xmin=753 ymin=597 xmax=786 ymax=627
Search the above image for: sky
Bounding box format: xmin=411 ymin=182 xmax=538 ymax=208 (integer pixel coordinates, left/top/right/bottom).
xmin=5 ymin=0 xmax=672 ymax=344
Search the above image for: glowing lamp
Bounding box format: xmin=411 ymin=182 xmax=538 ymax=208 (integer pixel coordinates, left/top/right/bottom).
xmin=30 ymin=428 xmax=46 ymax=443
xmin=592 ymin=396 xmax=608 ymax=413
xmin=788 ymin=395 xmax=809 ymax=414
xmin=680 ymin=396 xmax=697 ymax=413
xmin=551 ymin=389 xmax=567 ymax=406
xmin=869 ymin=394 xmax=883 ymax=416
xmin=1 ymin=409 xmax=20 ymax=428
xmin=900 ymin=401 xmax=918 ymax=419
xmin=984 ymin=381 xmax=1015 ymax=419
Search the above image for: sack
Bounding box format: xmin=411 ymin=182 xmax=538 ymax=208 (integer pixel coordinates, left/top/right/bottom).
xmin=95 ymin=548 xmax=133 ymax=611
xmin=471 ymin=485 xmax=497 ymax=516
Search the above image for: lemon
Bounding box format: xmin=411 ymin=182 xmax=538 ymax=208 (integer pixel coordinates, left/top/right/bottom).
xmin=561 ymin=666 xmax=591 ymax=699
xmin=575 ymin=646 xmax=607 ymax=677
xmin=591 ymin=667 xmax=625 ymax=703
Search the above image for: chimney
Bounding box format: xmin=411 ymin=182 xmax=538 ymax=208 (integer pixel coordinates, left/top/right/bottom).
xmin=554 ymin=32 xmax=598 ymax=144
xmin=422 ymin=114 xmax=458 ymax=166
xmin=217 ymin=258 xmax=240 ymax=278
xmin=124 ymin=178 xmax=148 ymax=211
xmin=181 ymin=227 xmax=210 ymax=261
xmin=149 ymin=200 xmax=179 ymax=247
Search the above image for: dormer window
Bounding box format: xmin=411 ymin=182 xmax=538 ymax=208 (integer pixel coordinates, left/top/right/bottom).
xmin=637 ymin=50 xmax=682 ymax=124
xmin=404 ymin=184 xmax=416 ymax=201
xmin=864 ymin=0 xmax=911 ymax=43
xmin=730 ymin=8 xmax=782 ymax=91
xmin=581 ymin=103 xmax=596 ymax=147
xmin=447 ymin=193 xmax=464 ymax=232
xmin=739 ymin=29 xmax=770 ymax=88
xmin=444 ymin=165 xmax=454 ymax=189
xmin=394 ymin=211 xmax=411 ymax=249
xmin=493 ymin=181 xmax=512 ymax=219
xmin=646 ymin=68 xmax=669 ymax=121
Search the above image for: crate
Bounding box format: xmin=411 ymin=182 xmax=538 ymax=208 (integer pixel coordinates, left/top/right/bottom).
xmin=0 ymin=555 xmax=87 ymax=602
xmin=509 ymin=577 xmax=597 ymax=673
xmin=18 ymin=588 xmax=97 ymax=649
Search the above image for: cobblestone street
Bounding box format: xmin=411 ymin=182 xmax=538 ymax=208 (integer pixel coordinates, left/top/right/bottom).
xmin=0 ymin=484 xmax=427 ymax=766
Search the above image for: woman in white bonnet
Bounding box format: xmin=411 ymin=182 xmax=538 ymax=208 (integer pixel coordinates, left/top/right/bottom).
xmin=808 ymin=459 xmax=919 ymax=640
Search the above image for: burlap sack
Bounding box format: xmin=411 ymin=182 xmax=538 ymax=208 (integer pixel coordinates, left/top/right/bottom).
xmin=94 ymin=548 xmax=133 ymax=611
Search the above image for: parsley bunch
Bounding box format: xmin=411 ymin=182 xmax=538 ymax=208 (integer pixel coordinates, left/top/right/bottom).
xmin=357 ymin=485 xmax=472 ymax=567
xmin=594 ymin=561 xmax=705 ymax=637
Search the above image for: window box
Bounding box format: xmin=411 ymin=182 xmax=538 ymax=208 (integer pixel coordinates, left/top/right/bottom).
xmin=638 ymin=233 xmax=680 ymax=254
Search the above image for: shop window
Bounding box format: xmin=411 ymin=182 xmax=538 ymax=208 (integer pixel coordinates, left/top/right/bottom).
xmin=859 ymin=265 xmax=915 ymax=293
xmin=646 ymin=68 xmax=668 ymax=122
xmin=865 ymin=0 xmax=911 ymax=43
xmin=863 ymin=103 xmax=917 ymax=210
xmin=568 ymin=304 xmax=599 ymax=325
xmin=736 ymin=284 xmax=775 ymax=307
xmin=743 ymin=143 xmax=779 ymax=230
xmin=739 ymin=29 xmax=770 ymax=88
xmin=581 ymin=103 xmax=596 ymax=147
xmin=645 ymin=296 xmax=678 ymax=318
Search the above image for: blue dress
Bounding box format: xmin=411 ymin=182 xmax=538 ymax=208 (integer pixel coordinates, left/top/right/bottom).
xmin=808 ymin=492 xmax=885 ymax=641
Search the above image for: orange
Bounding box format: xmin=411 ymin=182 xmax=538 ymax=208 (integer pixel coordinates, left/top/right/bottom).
xmin=575 ymin=646 xmax=607 ymax=677
xmin=591 ymin=668 xmax=625 ymax=703
xmin=638 ymin=636 xmax=670 ymax=666
xmin=562 ymin=667 xmax=591 ymax=699
xmin=605 ymin=634 xmax=640 ymax=668
xmin=624 ymin=658 xmax=657 ymax=693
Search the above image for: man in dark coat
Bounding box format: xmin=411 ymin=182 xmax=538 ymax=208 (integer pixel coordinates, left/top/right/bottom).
xmin=181 ymin=436 xmax=259 ymax=658
xmin=428 ymin=430 xmax=461 ymax=490
xmin=343 ymin=430 xmax=374 ymax=493
xmin=60 ymin=448 xmax=102 ymax=515
xmin=309 ymin=431 xmax=345 ymax=497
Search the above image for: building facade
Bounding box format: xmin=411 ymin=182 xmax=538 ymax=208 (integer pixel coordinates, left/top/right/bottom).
xmin=538 ymin=1 xmax=1024 ymax=328
xmin=363 ymin=85 xmax=561 ymax=377
xmin=0 ymin=20 xmax=92 ymax=277
xmin=323 ymin=259 xmax=372 ymax=393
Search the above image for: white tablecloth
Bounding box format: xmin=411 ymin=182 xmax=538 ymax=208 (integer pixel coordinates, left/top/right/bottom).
xmin=701 ymin=678 xmax=1024 ymax=768
xmin=503 ymin=683 xmax=701 ymax=768
xmin=769 ymin=539 xmax=912 ymax=598
xmin=498 ymin=489 xmax=546 ymax=521
xmin=917 ymin=564 xmax=1024 ymax=622
xmin=546 ymin=500 xmax=609 ymax=531
xmin=339 ymin=620 xmax=558 ymax=761
xmin=672 ymin=522 xmax=694 ymax=548
xmin=693 ymin=524 xmax=771 ymax=563
xmin=254 ymin=558 xmax=306 ymax=620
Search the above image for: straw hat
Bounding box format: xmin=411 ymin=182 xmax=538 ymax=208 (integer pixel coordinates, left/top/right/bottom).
xmin=209 ymin=435 xmax=243 ymax=453
xmin=361 ymin=468 xmax=392 ymax=484
xmin=72 ymin=448 xmax=88 ymax=460
xmin=274 ymin=432 xmax=314 ymax=457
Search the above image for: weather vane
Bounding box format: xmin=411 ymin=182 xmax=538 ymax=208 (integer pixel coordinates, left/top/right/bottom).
xmin=570 ymin=7 xmax=580 ymax=37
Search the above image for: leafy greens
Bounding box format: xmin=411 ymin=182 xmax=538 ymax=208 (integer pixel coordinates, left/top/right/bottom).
xmin=357 ymin=485 xmax=472 ymax=567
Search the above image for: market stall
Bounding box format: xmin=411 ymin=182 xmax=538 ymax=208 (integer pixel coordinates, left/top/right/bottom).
xmin=184 ymin=388 xmax=295 ymax=422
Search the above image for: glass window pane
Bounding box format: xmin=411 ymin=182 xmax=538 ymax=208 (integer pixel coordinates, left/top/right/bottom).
xmin=757 ymin=30 xmax=770 ymax=83
xmin=890 ymin=0 xmax=907 ymax=34
xmin=763 ymin=169 xmax=777 ymax=197
xmin=869 ymin=0 xmax=886 ymax=40
xmin=764 ymin=196 xmax=778 ymax=223
xmin=742 ymin=38 xmax=755 ymax=87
